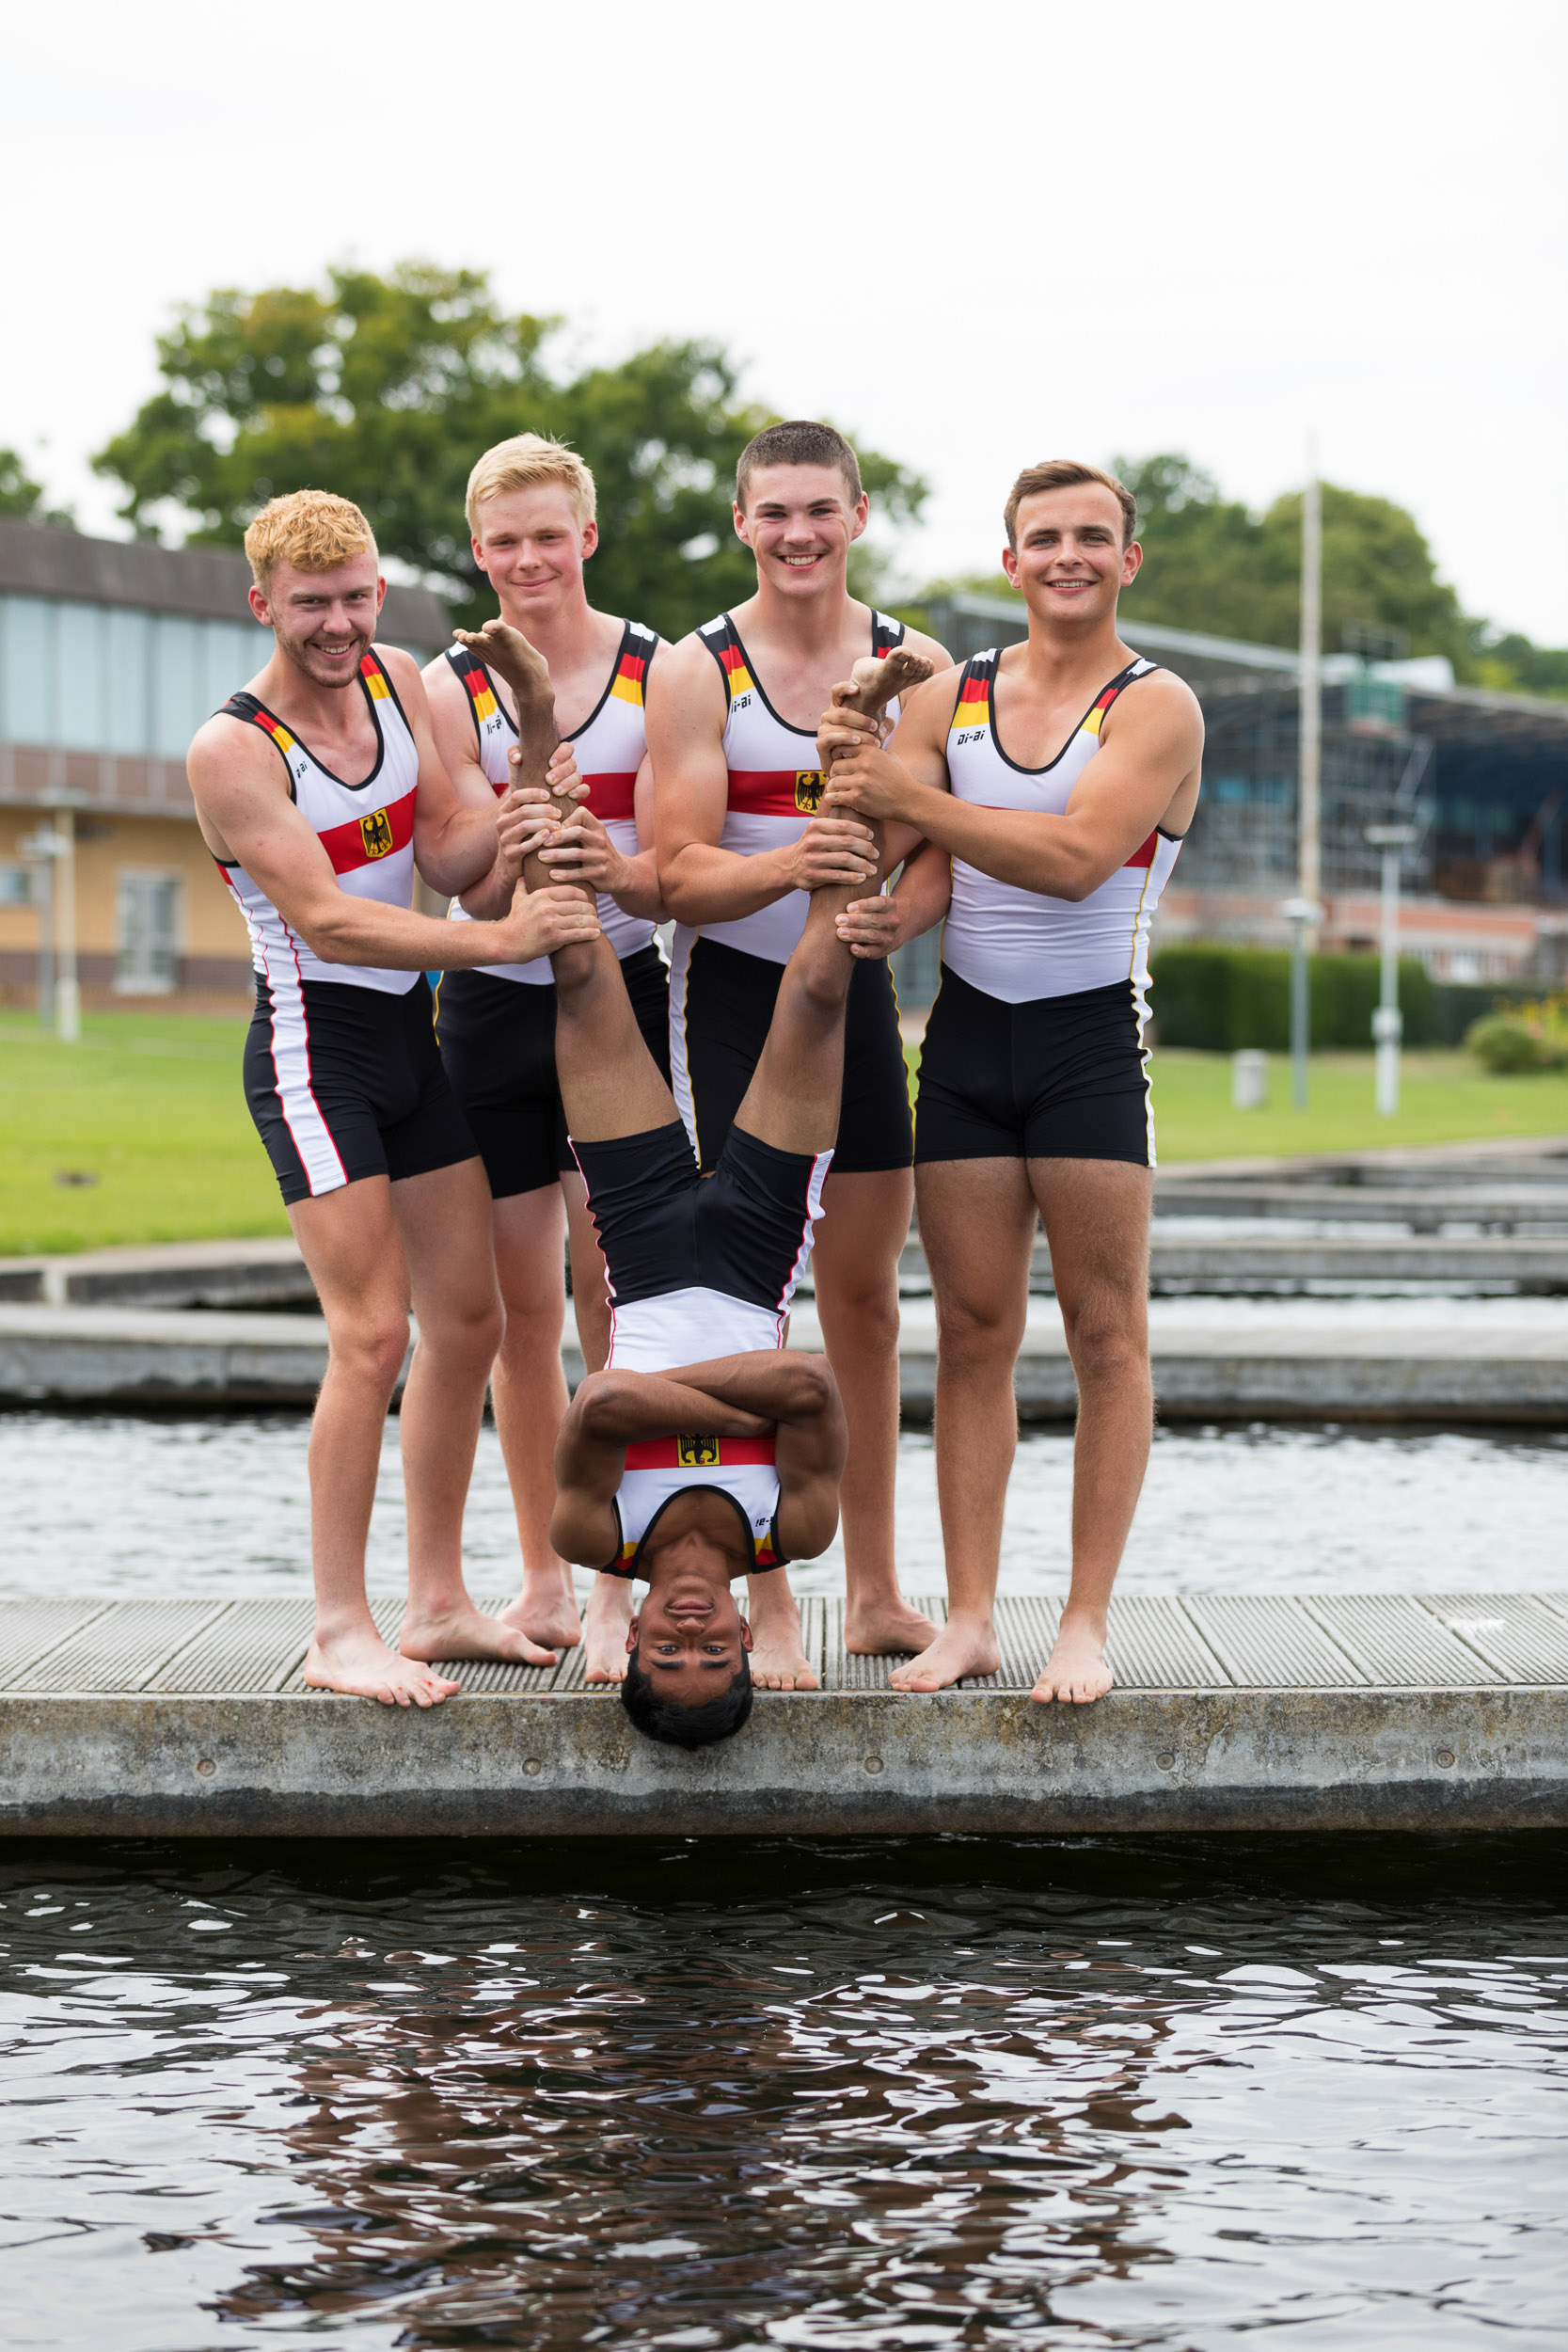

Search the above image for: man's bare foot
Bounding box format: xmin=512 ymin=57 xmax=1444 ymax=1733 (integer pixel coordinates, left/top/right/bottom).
xmin=845 ymin=1594 xmax=940 ymax=1658
xmin=499 ymin=1565 xmax=581 ymax=1652
xmin=747 ymin=1584 xmax=820 ymax=1691
xmin=1032 ymin=1614 xmax=1114 ymax=1705
xmin=843 ymin=644 xmax=934 ymax=721
xmin=452 ymin=619 xmax=553 ymax=717
xmin=305 ymin=1628 xmax=461 ymax=1708
xmin=399 ymin=1601 xmax=558 ymax=1670
xmin=584 ymin=1574 xmax=635 ymax=1683
xmin=889 ymin=1611 xmax=1001 ymax=1692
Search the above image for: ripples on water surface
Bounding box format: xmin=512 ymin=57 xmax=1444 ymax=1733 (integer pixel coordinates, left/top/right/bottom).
xmin=2 ymin=1836 xmax=1564 ymax=2350
xmin=2 ymin=1413 xmax=1566 ymax=1596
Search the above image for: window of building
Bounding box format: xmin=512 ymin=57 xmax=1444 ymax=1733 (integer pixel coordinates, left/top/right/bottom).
xmin=116 ymin=869 xmax=181 ymax=993
xmin=0 ymin=864 xmax=34 ymax=907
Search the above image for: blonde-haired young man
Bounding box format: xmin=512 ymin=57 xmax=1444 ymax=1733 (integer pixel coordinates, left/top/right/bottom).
xmin=648 ymin=420 xmax=952 ymax=1690
xmin=424 ymin=435 xmax=668 ymax=1679
xmin=817 ymin=460 xmax=1204 ymax=1706
xmin=188 ymin=489 xmax=597 ymax=1708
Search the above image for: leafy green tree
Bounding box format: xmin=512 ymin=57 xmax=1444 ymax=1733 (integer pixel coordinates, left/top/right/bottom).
xmin=0 ymin=447 xmax=73 ymax=526
xmin=92 ymin=263 xmax=927 ymax=641
xmin=1113 ymin=453 xmax=1479 ymax=676
xmin=1475 ymin=631 xmax=1568 ymax=700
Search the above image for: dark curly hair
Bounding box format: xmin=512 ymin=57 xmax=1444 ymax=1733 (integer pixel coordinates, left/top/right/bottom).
xmin=620 ymin=1648 xmax=754 ymax=1749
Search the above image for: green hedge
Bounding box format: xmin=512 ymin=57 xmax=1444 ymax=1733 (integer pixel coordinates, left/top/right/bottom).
xmin=1148 ymin=945 xmax=1454 ymax=1050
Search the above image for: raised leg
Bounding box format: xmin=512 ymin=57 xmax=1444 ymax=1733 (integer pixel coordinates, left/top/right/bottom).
xmin=890 ymin=1156 xmax=1038 ymax=1692
xmin=288 ymin=1178 xmax=461 ymax=1706
xmin=484 ymin=1181 xmax=581 ymax=1650
xmin=391 ymin=1158 xmax=560 ymax=1670
xmin=1028 ymin=1156 xmax=1153 ymax=1704
xmin=809 ymin=1166 xmax=934 ymax=1656
xmin=562 ymin=1168 xmax=612 ymax=1372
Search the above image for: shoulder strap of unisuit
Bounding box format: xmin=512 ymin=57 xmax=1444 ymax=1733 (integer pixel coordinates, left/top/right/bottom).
xmin=947 ymin=647 xmax=998 ymax=737
xmin=697 ymin=612 xmax=749 ymax=712
xmin=872 ymin=610 xmax=906 ymax=658
xmin=219 ymin=691 xmax=298 ymax=787
xmin=1084 ymin=657 xmax=1161 ymax=737
xmin=610 ymin=620 xmax=658 ymax=707
xmin=443 ymin=644 xmax=512 ymax=749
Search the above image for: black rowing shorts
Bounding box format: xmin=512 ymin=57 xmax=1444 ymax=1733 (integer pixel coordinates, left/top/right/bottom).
xmin=436 ymin=943 xmax=671 ymax=1200
xmin=914 ymin=965 xmax=1155 ymax=1168
xmin=672 ymin=934 xmax=912 ymax=1177
xmin=244 ymin=972 xmax=478 ymax=1207
xmin=571 ymin=1119 xmax=830 ymax=1315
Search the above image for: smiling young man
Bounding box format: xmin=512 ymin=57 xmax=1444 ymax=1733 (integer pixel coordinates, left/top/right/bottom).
xmin=647 ymin=421 xmax=951 ymax=1689
xmin=424 ymin=436 xmax=668 ymax=1679
xmin=186 ymin=490 xmax=598 ymax=1708
xmin=818 ymin=461 xmax=1204 ymax=1706
xmin=460 ymin=624 xmax=932 ymax=1745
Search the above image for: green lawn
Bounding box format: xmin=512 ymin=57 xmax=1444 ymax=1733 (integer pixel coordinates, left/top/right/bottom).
xmin=4 ymin=1013 xmax=1567 ymax=1258
xmin=0 ymin=1009 xmax=286 ymax=1256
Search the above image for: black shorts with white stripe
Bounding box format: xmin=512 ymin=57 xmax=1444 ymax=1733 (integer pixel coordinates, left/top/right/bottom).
xmin=243 ymin=972 xmax=478 ymax=1206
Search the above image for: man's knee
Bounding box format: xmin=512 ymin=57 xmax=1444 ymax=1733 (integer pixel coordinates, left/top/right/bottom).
xmin=327 ymin=1302 xmax=412 ymax=1394
xmin=1064 ymin=1297 xmax=1148 ymax=1391
xmin=933 ymin=1285 xmax=1028 ymax=1369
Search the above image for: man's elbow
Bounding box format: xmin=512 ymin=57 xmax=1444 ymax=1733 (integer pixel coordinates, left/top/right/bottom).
xmin=297 ymin=902 xmax=360 ymax=961
xmin=576 ymin=1369 xmax=636 ymax=1439
xmin=784 ymin=1354 xmax=840 ymax=1420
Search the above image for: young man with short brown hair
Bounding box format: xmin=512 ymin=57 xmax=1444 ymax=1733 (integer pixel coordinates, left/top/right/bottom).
xmin=819 ymin=460 xmax=1203 ymax=1704
xmin=647 ymin=421 xmax=952 ymax=1688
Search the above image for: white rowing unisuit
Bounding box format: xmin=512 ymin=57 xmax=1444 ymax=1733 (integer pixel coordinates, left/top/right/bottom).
xmin=443 ymin=619 xmax=659 ymax=984
xmin=215 ymin=647 xmax=421 ymax=997
xmin=941 ymin=651 xmax=1182 ymax=1007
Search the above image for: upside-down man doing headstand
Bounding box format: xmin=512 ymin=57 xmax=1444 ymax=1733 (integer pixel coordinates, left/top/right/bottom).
xmin=467 ymin=619 xmax=932 ymax=1745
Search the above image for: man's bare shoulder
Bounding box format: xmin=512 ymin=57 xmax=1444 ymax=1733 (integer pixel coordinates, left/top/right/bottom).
xmin=1115 ymin=662 xmax=1205 ymax=744
xmin=373 ymin=641 xmax=429 ymax=704
xmin=186 ymin=707 xmax=281 ymax=790
xmin=645 ymin=629 xmax=728 ymax=720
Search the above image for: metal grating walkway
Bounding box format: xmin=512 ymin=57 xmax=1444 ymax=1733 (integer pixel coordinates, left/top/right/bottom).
xmin=1 ymin=1590 xmax=1565 ymax=1696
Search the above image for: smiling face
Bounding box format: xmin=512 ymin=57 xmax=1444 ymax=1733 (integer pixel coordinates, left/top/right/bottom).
xmin=627 ymin=1531 xmax=754 ymax=1709
xmin=1003 ymin=484 xmax=1142 ymax=627
xmin=472 ymin=485 xmax=598 ymax=624
xmin=734 ymin=462 xmax=868 ymax=601
xmin=250 ymin=553 xmax=386 ymax=690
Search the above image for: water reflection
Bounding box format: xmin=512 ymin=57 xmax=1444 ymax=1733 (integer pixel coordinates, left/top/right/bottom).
xmin=2 ymin=1837 xmax=1563 ymax=2348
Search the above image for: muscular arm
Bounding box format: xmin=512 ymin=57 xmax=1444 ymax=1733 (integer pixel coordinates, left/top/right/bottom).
xmin=420 ymin=644 xmax=583 ymax=922
xmin=548 ymin=1353 xmax=847 ymax=1568
xmin=825 ymin=672 xmax=1204 ymax=902
xmin=649 ymin=635 xmax=879 ymax=923
xmin=187 ymin=713 xmax=595 ymax=976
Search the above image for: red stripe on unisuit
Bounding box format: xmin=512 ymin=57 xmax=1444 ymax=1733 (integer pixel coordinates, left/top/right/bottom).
xmin=317 ymin=791 xmax=416 ymax=876
xmin=1124 ymin=832 xmax=1158 ymax=869
xmin=624 ymin=1435 xmax=778 ymax=1470
xmin=584 ymin=771 xmax=638 ymax=822
xmin=728 ymin=769 xmax=819 ymax=818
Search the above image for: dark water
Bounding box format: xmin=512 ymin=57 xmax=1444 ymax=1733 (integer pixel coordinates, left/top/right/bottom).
xmin=3 ymin=1835 xmax=1565 ymax=2350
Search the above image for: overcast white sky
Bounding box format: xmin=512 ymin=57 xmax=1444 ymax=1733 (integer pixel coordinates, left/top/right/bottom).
xmin=6 ymin=0 xmax=1565 ymax=638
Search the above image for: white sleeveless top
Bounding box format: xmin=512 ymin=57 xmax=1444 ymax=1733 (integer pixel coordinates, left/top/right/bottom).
xmin=444 ymin=619 xmax=659 ymax=984
xmin=942 ymin=652 xmax=1183 ymax=1007
xmin=596 ymin=1165 xmax=830 ymax=1579
xmin=673 ymin=608 xmax=907 ymax=967
xmin=215 ymin=649 xmax=421 ymax=997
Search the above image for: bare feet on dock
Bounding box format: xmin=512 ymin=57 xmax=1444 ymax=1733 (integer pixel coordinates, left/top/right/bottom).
xmin=305 ymin=1628 xmax=461 ymax=1708
xmin=889 ymin=1610 xmax=1000 ymax=1692
xmin=399 ymin=1600 xmax=558 ymax=1671
xmin=1031 ymin=1613 xmax=1114 ymax=1705
xmin=452 ymin=618 xmax=554 ymax=718
xmin=584 ymin=1575 xmax=635 ymax=1683
xmin=499 ymin=1565 xmax=582 ymax=1653
xmin=845 ymin=1594 xmax=939 ymax=1659
xmin=747 ymin=1584 xmax=820 ymax=1691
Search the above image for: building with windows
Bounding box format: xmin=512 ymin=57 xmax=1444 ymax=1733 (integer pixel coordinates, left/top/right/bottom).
xmin=0 ymin=520 xmax=447 ymax=1004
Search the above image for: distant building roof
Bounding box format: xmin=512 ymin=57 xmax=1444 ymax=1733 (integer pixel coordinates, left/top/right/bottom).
xmin=0 ymin=517 xmax=451 ymax=651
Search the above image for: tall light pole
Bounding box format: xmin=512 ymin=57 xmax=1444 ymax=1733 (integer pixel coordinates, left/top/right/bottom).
xmin=51 ymin=803 xmax=80 ymax=1043
xmin=1288 ymin=454 xmax=1323 ymax=1111
xmin=17 ymin=825 xmax=56 ymax=1031
xmin=1366 ymin=822 xmax=1417 ymax=1116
